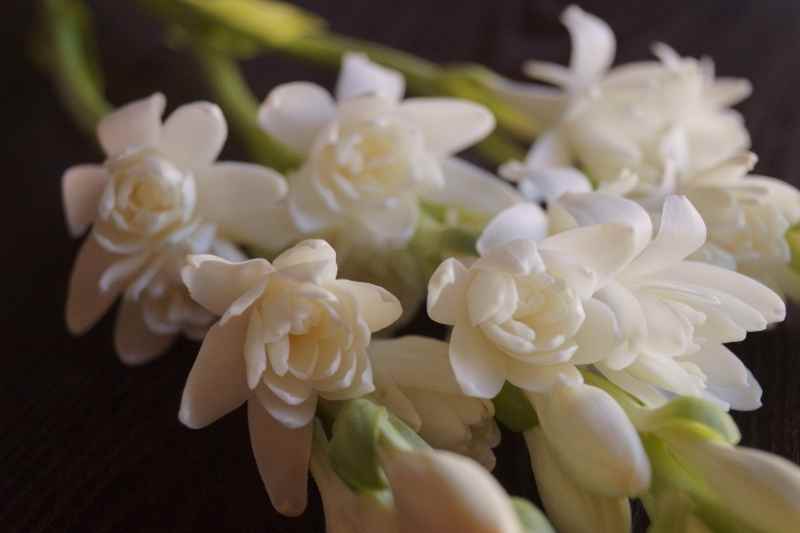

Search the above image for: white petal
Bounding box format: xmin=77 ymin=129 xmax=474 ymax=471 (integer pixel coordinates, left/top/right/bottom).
xmin=358 ymin=195 xmax=419 ymax=247
xmin=424 ymin=158 xmax=521 ymax=215
xmin=427 ymin=258 xmax=469 ymax=325
xmin=506 ymin=360 xmax=582 ymax=392
xmin=449 ymin=321 xmax=507 ymax=399
xmin=476 ymin=203 xmax=548 ymax=256
xmin=657 ymin=261 xmax=786 ymax=323
xmin=682 ymin=344 xmax=761 ymax=410
xmin=114 ymin=297 xmax=175 ymax=366
xmin=370 ymin=336 xmax=463 ymax=395
xmin=525 ymin=130 xmax=572 ymax=168
xmin=332 ymin=280 xmax=402 ymax=332
xmin=179 ymin=314 xmax=250 ymax=429
xmin=255 ymin=381 xmax=317 ymax=428
xmin=571 ymin=298 xmax=622 ymax=365
xmin=62 ymin=165 xmax=107 ymax=237
xmin=624 ymin=196 xmax=707 ymax=279
xmin=273 ymin=239 xmax=338 ymax=283
xmin=244 ymin=309 xmax=267 ymax=389
xmin=530 ymin=382 xmax=651 ymax=497
xmin=97 ymin=93 xmax=164 ymax=157
xmin=247 ymin=398 xmax=312 ymax=517
xmin=258 ymin=82 xmax=336 ymax=155
xmin=159 ymin=102 xmax=227 ymax=169
xmin=195 ymin=162 xmax=288 ymax=245
xmin=515 ymin=166 xmax=592 ymax=204
xmin=473 ymin=239 xmax=544 ymax=276
xmin=335 ymin=53 xmax=405 ymax=102
xmin=66 ymin=236 xmax=128 ymax=335
xmin=467 ymin=270 xmax=517 ymax=326
xmin=484 ymin=76 xmax=566 ymax=130
xmin=287 ymin=170 xmax=339 ymax=234
xmin=594 ymin=281 xmax=647 ymax=355
xmin=182 ymin=255 xmax=273 ymax=316
xmin=595 ymin=363 xmax=668 ymax=408
xmin=398 ymin=98 xmax=495 ymax=155
xmin=562 ymin=5 xmax=616 ymax=87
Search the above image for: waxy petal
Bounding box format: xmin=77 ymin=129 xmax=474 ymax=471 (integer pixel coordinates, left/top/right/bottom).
xmin=335 ymin=53 xmax=405 ymax=102
xmin=333 ymin=280 xmax=402 ymax=332
xmin=97 ymin=93 xmax=164 ymax=157
xmin=449 ymin=321 xmax=507 ymax=399
xmin=182 ymin=255 xmax=273 ymax=316
xmin=160 ymin=102 xmax=227 ymax=169
xmin=62 ymin=164 xmax=108 ymax=237
xmin=427 ymin=258 xmax=469 ymax=325
xmin=398 ymin=98 xmax=494 ymax=155
xmin=114 ymin=297 xmax=175 ymax=366
xmin=424 ymin=158 xmax=521 ymax=215
xmin=476 ymin=203 xmax=548 ymax=256
xmin=259 ymin=82 xmax=336 ymax=155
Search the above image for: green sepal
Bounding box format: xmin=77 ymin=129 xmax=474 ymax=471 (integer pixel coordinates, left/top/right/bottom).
xmin=492 ymin=382 xmax=539 ymax=432
xmin=328 ymin=399 xmax=389 ymax=492
xmin=787 ymin=222 xmax=800 ymax=272
xmin=511 ymin=497 xmax=556 ymax=533
xmin=639 ymin=396 xmax=741 ymax=445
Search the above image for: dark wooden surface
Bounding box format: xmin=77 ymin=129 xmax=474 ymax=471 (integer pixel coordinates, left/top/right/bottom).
xmin=3 ymin=1 xmax=800 ymax=531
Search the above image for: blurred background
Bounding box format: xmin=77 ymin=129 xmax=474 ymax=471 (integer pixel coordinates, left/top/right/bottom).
xmin=3 ymin=1 xmax=800 ymax=531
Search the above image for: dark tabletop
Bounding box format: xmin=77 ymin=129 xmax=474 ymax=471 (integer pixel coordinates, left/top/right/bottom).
xmin=3 ymin=1 xmax=800 ymax=531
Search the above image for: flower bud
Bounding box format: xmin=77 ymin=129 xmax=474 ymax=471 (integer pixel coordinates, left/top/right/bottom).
xmin=525 ymin=428 xmax=631 ymax=533
xmin=530 ymin=382 xmax=651 ymax=497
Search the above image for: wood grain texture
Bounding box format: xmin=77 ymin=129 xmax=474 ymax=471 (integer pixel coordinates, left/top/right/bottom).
xmin=2 ymin=0 xmax=799 ymax=531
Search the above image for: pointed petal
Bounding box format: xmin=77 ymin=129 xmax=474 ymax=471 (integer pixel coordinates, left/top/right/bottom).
xmin=398 ymin=98 xmax=494 ymax=155
xmin=159 ymin=102 xmax=227 ymax=169
xmin=178 ymin=315 xmax=250 ymax=429
xmin=247 ymin=399 xmax=312 ymax=517
xmin=182 ymin=254 xmax=271 ymax=315
xmin=427 ymin=258 xmax=469 ymax=325
xmin=476 ymin=203 xmax=548 ymax=255
xmin=424 ymin=158 xmax=521 ymax=215
xmin=114 ymin=297 xmax=175 ymax=366
xmin=97 ymin=93 xmax=164 ymax=157
xmin=506 ymin=360 xmax=582 ymax=392
xmin=370 ymin=336 xmax=463 ymax=395
xmin=571 ymin=298 xmax=622 ymax=365
xmin=332 ymin=280 xmax=402 ymax=332
xmin=335 ymin=53 xmax=405 ymax=102
xmin=258 ymin=82 xmax=336 ymax=155
xmin=273 ymin=239 xmax=337 ymax=283
xmin=449 ymin=321 xmax=507 ymax=399
xmin=196 ymin=162 xmax=288 ymax=245
xmin=62 ymin=165 xmax=107 ymax=237
xmin=562 ymin=5 xmax=616 ymax=87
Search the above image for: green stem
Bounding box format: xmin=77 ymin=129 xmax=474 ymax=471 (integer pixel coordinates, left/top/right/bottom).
xmin=36 ymin=0 xmax=111 ymax=134
xmin=192 ymin=48 xmax=303 ymax=172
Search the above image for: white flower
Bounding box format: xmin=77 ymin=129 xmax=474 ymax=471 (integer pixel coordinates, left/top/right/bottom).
xmin=369 ymin=336 xmax=500 ymax=469
xmin=551 ymin=192 xmax=785 ymax=409
xmin=525 ymin=427 xmax=631 ymax=533
xmin=178 ymin=239 xmax=401 ymax=515
xmin=63 ymin=94 xmax=287 ymax=364
xmin=258 ymin=53 xmax=520 ymax=250
xmin=379 ymin=447 xmax=524 ymax=533
xmin=493 ymin=6 xmax=750 ymax=196
xmin=528 ymin=381 xmax=650 ymax=497
xmin=427 ymin=202 xmax=639 ymax=398
xmin=659 ymin=429 xmax=800 ymax=533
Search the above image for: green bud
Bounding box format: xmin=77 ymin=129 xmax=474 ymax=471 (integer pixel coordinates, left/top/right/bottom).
xmin=787 ymin=222 xmax=800 ymax=272
xmin=639 ymin=396 xmax=741 ymax=445
xmin=492 ymin=382 xmax=539 ymax=432
xmin=328 ymin=399 xmax=389 ymax=491
xmin=510 ymin=497 xmax=556 ymax=533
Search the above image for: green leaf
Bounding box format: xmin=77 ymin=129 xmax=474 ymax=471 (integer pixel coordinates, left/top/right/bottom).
xmin=492 ymin=382 xmax=538 ymax=432
xmin=511 ymin=498 xmax=555 ymax=533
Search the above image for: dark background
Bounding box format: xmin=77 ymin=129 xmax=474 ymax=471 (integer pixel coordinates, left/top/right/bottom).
xmin=3 ymin=1 xmax=800 ymax=531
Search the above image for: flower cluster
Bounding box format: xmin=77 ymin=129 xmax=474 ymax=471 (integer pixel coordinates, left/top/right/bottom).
xmin=53 ymin=2 xmax=800 ymax=532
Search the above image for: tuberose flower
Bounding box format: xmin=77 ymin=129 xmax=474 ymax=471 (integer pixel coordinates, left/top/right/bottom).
xmin=178 ymin=239 xmax=402 ymax=515
xmin=493 ymin=5 xmax=750 ymax=197
xmin=369 ymin=336 xmax=500 ymax=469
xmin=427 ymin=202 xmax=639 ymax=398
xmin=63 ymin=93 xmax=287 ymax=364
xmin=258 ymin=53 xmax=520 ymax=251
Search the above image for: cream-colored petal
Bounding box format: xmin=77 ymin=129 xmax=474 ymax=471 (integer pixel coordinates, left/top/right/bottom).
xmin=244 ymin=309 xmax=267 ymax=389
xmin=258 ymin=82 xmax=336 ymax=155
xmin=182 ymin=254 xmax=273 ymax=316
xmin=423 ymin=158 xmax=521 ymax=215
xmin=62 ymin=164 xmax=108 ymax=237
xmin=255 ymin=382 xmax=317 ymax=428
xmin=196 ymin=162 xmax=288 ymax=245
xmin=358 ymin=195 xmax=419 ymax=247
xmin=571 ymin=298 xmax=622 ymax=365
xmin=178 ymin=314 xmax=250 ymax=429
xmin=97 ymin=93 xmax=164 ymax=157
xmin=114 ymin=297 xmax=175 ymax=366
xmin=505 ymin=360 xmax=582 ymax=392
xmin=473 ymin=239 xmax=544 ymax=276
xmin=398 ymin=98 xmax=495 ymax=155
xmin=369 ymin=336 xmax=462 ymax=395
xmin=66 ymin=235 xmax=128 ymax=335
xmin=467 ymin=270 xmax=518 ymax=326
xmin=427 ymin=258 xmax=469 ymax=325
xmin=247 ymin=398 xmax=312 ymax=517
xmin=561 ymin=5 xmax=616 ymax=87
xmin=335 ymin=53 xmax=405 ymax=102
xmin=332 ymin=280 xmax=402 ymax=332
xmin=449 ymin=321 xmax=507 ymax=399
xmin=273 ymin=239 xmax=338 ymax=283
xmin=476 ymin=203 xmax=548 ymax=256
xmin=159 ymin=102 xmax=227 ymax=169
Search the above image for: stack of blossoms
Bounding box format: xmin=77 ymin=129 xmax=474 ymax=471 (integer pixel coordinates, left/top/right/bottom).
xmin=47 ymin=1 xmax=800 ymax=531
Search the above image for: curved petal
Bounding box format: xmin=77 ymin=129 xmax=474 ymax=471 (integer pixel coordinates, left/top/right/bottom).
xmin=335 ymin=52 xmax=405 ymax=102
xmin=484 ymin=75 xmax=566 ymax=131
xmin=513 ymin=165 xmax=592 ymax=204
xmin=423 ymin=158 xmax=521 ymax=215
xmin=182 ymin=255 xmax=273 ymax=316
xmin=358 ymin=195 xmax=419 ymax=247
xmin=398 ymin=99 xmax=494 ymax=155
xmin=114 ymin=297 xmax=175 ymax=366
xmin=97 ymin=93 xmax=164 ymax=157
xmin=596 ymin=363 xmax=667 ymax=408
xmin=449 ymin=321 xmax=507 ymax=399
xmin=196 ymin=162 xmax=288 ymax=245
xmin=473 ymin=239 xmax=544 ymax=277
xmin=370 ymin=336 xmax=462 ymax=395
xmin=66 ymin=236 xmax=128 ymax=335
xmin=506 ymin=360 xmax=582 ymax=392
xmin=562 ymin=5 xmax=616 ymax=87
xmin=255 ymin=380 xmax=317 ymax=428
xmin=467 ymin=270 xmax=518 ymax=326
xmin=62 ymin=165 xmax=108 ymax=237
xmin=247 ymin=398 xmax=312 ymax=517
xmin=624 ymin=196 xmax=707 ymax=279
xmin=571 ymin=298 xmax=623 ymax=365
xmin=160 ymin=102 xmax=227 ymax=169
xmin=179 ymin=314 xmax=250 ymax=429
xmin=273 ymin=239 xmax=337 ymax=283
xmin=427 ymin=258 xmax=469 ymax=325
xmin=258 ymin=82 xmax=336 ymax=155
xmin=476 ymin=203 xmax=548 ymax=256
xmin=332 ymin=280 xmax=402 ymax=332
xmin=287 ymin=170 xmax=339 ymax=234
